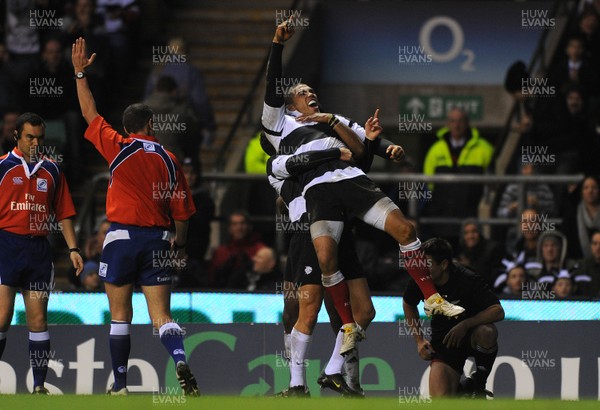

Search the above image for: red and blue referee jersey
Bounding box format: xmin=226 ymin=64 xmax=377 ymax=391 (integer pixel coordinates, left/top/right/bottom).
xmin=84 ymin=115 xmax=195 ymax=227
xmin=0 ymin=148 xmax=75 ymax=236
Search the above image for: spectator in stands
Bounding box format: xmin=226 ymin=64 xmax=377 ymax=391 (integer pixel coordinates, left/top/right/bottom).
xmin=570 ymin=9 xmax=600 ymax=73
xmin=0 ymin=42 xmax=17 ymax=119
xmin=227 ymin=246 xmax=280 ymax=291
xmin=208 ymin=210 xmax=266 ymax=288
xmin=571 ymin=229 xmax=600 ymax=298
xmin=143 ymin=75 xmax=199 ymax=159
xmin=62 ymin=0 xmax=110 ymax=108
xmin=26 ymin=38 xmax=84 ymax=177
xmin=144 ymin=37 xmax=216 ymax=150
xmin=95 ymin=0 xmax=141 ymax=93
xmin=533 ymin=84 xmax=594 ymax=177
xmin=533 ymin=230 xmax=575 ymax=281
xmin=177 ymin=157 xmax=215 ymax=288
xmin=5 ymin=0 xmax=41 ymax=86
xmin=504 ymin=61 xmax=534 ymax=140
xmin=496 ymin=163 xmax=555 ymax=218
xmin=506 ymin=208 xmax=542 ymax=263
xmin=455 ymin=219 xmax=505 ymax=289
xmin=563 ymin=175 xmax=600 ymax=259
xmin=423 ymin=107 xmax=494 ymax=248
xmin=551 ymin=270 xmax=576 ymax=299
xmin=245 ymin=131 xmax=269 ymax=174
xmin=498 ymin=264 xmax=528 ymax=299
xmin=549 ymin=35 xmax=598 ymax=97
xmin=243 ymin=130 xmax=277 ymax=243
xmin=79 ymin=219 xmax=110 ymax=291
xmin=0 ymin=109 xmax=20 ymax=155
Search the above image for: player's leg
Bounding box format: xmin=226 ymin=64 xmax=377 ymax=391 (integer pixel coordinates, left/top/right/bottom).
xmin=142 ymin=284 xmax=199 ymax=396
xmin=0 ymin=285 xmax=16 ymax=359
xmin=287 ymin=284 xmax=322 ymax=394
xmin=468 ymin=324 xmax=498 ymax=397
xmin=429 ymin=361 xmax=460 ymax=397
xmin=311 ymin=226 xmax=356 ymax=354
xmin=361 ymin=199 xmax=463 ymax=317
xmin=282 ymin=280 xmax=299 ymax=362
xmin=105 ymin=282 xmax=134 ymax=393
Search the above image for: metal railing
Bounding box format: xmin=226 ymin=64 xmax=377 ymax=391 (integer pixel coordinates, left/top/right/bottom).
xmin=75 ymin=172 xmax=584 ymax=242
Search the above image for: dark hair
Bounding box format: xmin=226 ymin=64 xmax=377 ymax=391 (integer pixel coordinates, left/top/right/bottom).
xmin=421 ymin=238 xmax=453 ymax=265
xmin=504 ymin=60 xmax=529 ymax=93
xmin=156 ymin=75 xmax=178 ymax=93
xmin=122 ymin=103 xmax=153 ymax=135
xmin=15 ymin=112 xmax=45 ymax=136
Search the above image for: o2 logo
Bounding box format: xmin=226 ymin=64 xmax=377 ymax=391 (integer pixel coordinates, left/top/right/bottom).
xmin=418 ymin=16 xmax=475 ymax=71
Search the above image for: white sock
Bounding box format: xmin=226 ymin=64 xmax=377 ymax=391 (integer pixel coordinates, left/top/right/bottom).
xmin=289 ymin=328 xmax=312 ymax=387
xmin=324 ymin=331 xmax=344 ymax=375
xmin=284 ymin=333 xmax=291 ymax=361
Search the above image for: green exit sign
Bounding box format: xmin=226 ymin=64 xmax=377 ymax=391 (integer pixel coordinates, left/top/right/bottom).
xmin=399 ymin=95 xmax=483 ymax=121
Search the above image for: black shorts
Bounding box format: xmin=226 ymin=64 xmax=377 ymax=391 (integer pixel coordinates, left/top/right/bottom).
xmin=284 ymin=229 xmax=365 ymax=286
xmin=431 ymin=329 xmax=476 ymax=375
xmin=304 ymin=176 xmax=386 ymax=223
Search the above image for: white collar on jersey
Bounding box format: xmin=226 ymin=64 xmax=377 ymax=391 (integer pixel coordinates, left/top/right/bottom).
xmin=11 ymin=150 xmax=44 ymax=179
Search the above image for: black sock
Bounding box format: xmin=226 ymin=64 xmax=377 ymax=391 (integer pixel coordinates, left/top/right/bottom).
xmin=473 ymin=344 xmax=498 ymax=388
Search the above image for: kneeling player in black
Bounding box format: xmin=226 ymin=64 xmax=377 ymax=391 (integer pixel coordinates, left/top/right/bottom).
xmin=403 ymin=238 xmax=504 ymax=398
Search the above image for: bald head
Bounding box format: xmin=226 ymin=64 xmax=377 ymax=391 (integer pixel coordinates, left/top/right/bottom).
xmin=253 ymin=247 xmax=276 ymax=274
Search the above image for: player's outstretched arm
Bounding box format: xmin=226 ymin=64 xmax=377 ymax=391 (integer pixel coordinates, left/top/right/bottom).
xmin=59 ymin=218 xmax=84 ymax=275
xmin=295 ymin=112 xmax=366 ymax=159
xmin=71 ymin=37 xmax=99 ymax=125
xmin=269 ymin=148 xmax=351 ymax=180
xmin=403 ymin=300 xmax=435 ymax=360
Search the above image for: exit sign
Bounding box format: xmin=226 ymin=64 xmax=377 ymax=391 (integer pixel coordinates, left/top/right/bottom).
xmin=399 ymin=95 xmax=483 ymax=121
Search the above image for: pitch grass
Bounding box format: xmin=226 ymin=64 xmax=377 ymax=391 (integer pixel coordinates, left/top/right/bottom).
xmin=1 ymin=395 xmax=598 ymax=410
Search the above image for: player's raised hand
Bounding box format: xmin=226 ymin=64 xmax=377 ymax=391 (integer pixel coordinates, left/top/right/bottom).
xmin=386 ymin=144 xmax=405 ymax=163
xmin=71 ymin=37 xmax=96 ymax=72
xmin=365 ymin=109 xmax=383 ymax=140
xmin=273 ymin=17 xmax=295 ymax=44
xmin=71 ymin=251 xmax=84 ymax=276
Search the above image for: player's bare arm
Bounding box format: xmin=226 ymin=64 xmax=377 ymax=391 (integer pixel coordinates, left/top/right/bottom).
xmin=59 ymin=218 xmax=84 ymax=275
xmin=403 ymin=300 xmax=435 ymax=360
xmin=442 ymin=304 xmax=504 ymax=349
xmin=296 ymin=113 xmax=366 ymax=159
xmin=71 ymin=37 xmax=99 ymax=124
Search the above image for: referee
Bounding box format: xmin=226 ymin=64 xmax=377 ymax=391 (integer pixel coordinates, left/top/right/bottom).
xmin=0 ymin=112 xmax=84 ymax=394
xmin=72 ymin=38 xmax=199 ymax=396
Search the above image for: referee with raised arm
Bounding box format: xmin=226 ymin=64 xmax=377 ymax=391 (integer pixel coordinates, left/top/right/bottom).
xmin=0 ymin=112 xmax=84 ymax=394
xmin=71 ymin=37 xmax=199 ymax=396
